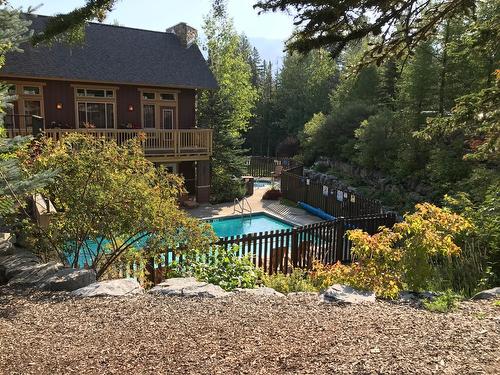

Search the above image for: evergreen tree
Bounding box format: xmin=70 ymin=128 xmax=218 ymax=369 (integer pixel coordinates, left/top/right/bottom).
xmin=271 ymin=49 xmax=336 ymax=152
xmin=254 ymin=0 xmax=475 ymax=68
xmin=0 ymin=5 xmax=55 ymax=220
xmin=198 ymin=0 xmax=257 ymax=203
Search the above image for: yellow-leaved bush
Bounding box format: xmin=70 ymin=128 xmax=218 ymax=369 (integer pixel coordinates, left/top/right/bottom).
xmin=395 ymin=203 xmax=473 ymax=291
xmin=309 ymin=203 xmax=473 ymax=299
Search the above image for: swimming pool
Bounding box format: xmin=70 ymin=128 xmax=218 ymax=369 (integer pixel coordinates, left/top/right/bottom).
xmin=254 ymin=179 xmax=274 ymax=189
xmin=208 ymin=213 xmax=294 ymax=238
xmin=68 ymin=213 xmax=294 ymax=267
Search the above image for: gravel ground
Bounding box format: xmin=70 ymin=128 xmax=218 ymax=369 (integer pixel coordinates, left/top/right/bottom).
xmin=0 ymin=288 xmax=499 ymax=375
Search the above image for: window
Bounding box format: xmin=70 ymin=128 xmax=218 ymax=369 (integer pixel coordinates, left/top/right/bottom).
xmin=160 ymin=93 xmax=175 ymax=101
xmin=143 ymin=104 xmax=155 ymax=128
xmin=24 ymin=100 xmax=41 ymax=116
xmin=23 ymin=86 xmax=40 ymax=95
xmin=78 ymin=102 xmax=114 ymax=128
xmin=24 ymin=100 xmax=42 ymax=128
xmin=162 ymin=109 xmax=174 ymax=129
xmin=76 ymin=88 xmax=114 ymax=98
xmin=139 ymin=89 xmax=178 ymax=129
xmin=3 ymin=82 xmax=44 ymax=132
xmin=4 ymin=106 xmax=15 ymax=128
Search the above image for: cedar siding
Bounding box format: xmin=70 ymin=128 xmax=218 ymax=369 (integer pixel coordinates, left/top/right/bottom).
xmin=1 ymin=77 xmax=196 ymax=130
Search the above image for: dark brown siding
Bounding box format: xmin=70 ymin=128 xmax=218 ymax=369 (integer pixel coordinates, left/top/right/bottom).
xmin=43 ymin=80 xmax=75 ymax=127
xmin=178 ymin=89 xmax=196 ymax=129
xmin=0 ymin=77 xmax=198 ymax=130
xmin=116 ymin=84 xmax=141 ymax=127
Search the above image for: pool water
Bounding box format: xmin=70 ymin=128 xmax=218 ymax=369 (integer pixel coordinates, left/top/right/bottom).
xmin=67 ymin=214 xmax=294 ymax=267
xmin=209 ymin=213 xmax=293 ymax=238
xmin=254 ymin=179 xmax=273 ymax=189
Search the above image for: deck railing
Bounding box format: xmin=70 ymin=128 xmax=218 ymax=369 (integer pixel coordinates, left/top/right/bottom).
xmin=43 ymin=128 xmax=213 ymax=159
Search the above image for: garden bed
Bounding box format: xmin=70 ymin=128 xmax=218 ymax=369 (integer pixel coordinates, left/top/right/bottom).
xmin=0 ymin=288 xmax=498 ymax=374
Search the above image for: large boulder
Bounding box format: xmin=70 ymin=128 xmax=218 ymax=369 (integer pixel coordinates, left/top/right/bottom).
xmin=472 ymin=287 xmax=500 ymax=300
xmin=149 ymin=277 xmax=231 ymax=298
xmin=0 ymin=251 xmax=40 ymax=282
xmin=321 ymin=284 xmax=376 ymax=304
xmin=235 ymin=286 xmax=285 ymax=298
xmin=39 ymin=269 xmax=96 ymax=292
xmin=7 ymin=261 xmax=63 ymax=288
xmin=71 ymin=278 xmax=144 ymax=297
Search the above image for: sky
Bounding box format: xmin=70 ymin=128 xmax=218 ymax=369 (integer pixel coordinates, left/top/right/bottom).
xmin=8 ymin=0 xmax=295 ymax=66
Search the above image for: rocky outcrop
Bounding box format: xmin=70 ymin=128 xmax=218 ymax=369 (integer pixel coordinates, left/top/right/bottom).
xmin=235 ymin=286 xmax=285 ymax=298
xmin=0 ymin=250 xmax=40 ymax=283
xmin=39 ymin=269 xmax=96 ymax=292
xmin=71 ymin=278 xmax=144 ymax=297
xmin=149 ymin=277 xmax=231 ymax=298
xmin=0 ymin=235 xmax=95 ymax=291
xmin=7 ymin=261 xmax=64 ymax=288
xmin=321 ymin=284 xmax=376 ymax=304
xmin=472 ymin=287 xmax=500 ymax=300
xmin=306 ymin=158 xmax=433 ymax=208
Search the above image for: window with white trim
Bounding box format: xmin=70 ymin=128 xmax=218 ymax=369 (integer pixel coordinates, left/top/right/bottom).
xmin=76 ymin=88 xmax=114 ymax=98
xmin=77 ymin=102 xmax=114 ymax=128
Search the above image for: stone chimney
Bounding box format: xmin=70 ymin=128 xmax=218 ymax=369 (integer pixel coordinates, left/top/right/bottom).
xmin=166 ymin=22 xmax=198 ymax=48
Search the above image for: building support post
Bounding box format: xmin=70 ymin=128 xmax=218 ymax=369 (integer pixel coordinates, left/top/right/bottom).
xmin=196 ymin=160 xmax=210 ymax=204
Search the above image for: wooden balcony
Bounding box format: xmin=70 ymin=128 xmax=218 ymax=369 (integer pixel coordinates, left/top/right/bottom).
xmin=46 ymin=128 xmax=213 ymax=162
xmin=5 ymin=127 xmax=213 ymax=162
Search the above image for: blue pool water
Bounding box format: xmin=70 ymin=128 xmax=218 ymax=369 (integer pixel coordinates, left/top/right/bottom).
xmin=68 ymin=214 xmax=294 ymax=267
xmin=209 ymin=213 xmax=293 ymax=238
xmin=254 ymin=179 xmax=273 ymax=188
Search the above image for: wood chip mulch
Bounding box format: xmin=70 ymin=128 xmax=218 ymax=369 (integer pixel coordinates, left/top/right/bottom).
xmin=0 ymin=288 xmax=499 ymax=375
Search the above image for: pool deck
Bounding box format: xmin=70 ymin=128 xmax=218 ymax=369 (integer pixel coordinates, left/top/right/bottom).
xmin=187 ymin=184 xmax=322 ymax=226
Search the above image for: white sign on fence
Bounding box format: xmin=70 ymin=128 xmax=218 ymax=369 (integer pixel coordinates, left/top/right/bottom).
xmin=323 ymin=185 xmax=329 ymax=196
xmin=336 ymin=190 xmax=344 ymax=202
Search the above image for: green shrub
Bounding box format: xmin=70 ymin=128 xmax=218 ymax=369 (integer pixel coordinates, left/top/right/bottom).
xmin=312 ymin=163 xmax=329 ymax=173
xmin=210 ymin=172 xmax=245 ymax=204
xmin=262 ymin=188 xmax=282 ymax=200
xmin=423 ymin=290 xmax=462 ymax=313
xmin=194 ymin=245 xmax=260 ymax=291
xmin=262 ymin=268 xmax=317 ymax=294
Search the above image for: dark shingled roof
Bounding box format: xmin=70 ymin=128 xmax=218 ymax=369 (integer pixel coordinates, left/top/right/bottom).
xmin=1 ymin=14 xmax=218 ymax=90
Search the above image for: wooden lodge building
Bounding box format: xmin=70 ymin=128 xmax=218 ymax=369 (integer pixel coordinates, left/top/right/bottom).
xmin=0 ymin=14 xmax=217 ymax=203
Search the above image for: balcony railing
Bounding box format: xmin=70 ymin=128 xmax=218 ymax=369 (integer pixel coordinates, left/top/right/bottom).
xmin=43 ymin=128 xmax=213 ymax=160
xmin=4 ymin=113 xmax=212 ymax=161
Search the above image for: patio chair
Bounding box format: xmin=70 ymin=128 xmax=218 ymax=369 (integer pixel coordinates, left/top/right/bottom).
xmin=271 ymin=165 xmax=284 ymax=178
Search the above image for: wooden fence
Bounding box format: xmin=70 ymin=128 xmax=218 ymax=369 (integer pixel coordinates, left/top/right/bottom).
xmin=154 ymin=213 xmax=397 ymax=279
xmin=281 ymin=171 xmax=383 ymax=218
xmin=246 ymin=156 xmax=303 ymax=177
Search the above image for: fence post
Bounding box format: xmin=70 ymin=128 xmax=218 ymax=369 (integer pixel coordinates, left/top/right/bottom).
xmin=291 ymin=228 xmax=298 ymax=268
xmin=146 ymin=257 xmax=155 ymax=285
xmin=334 ymin=218 xmax=345 ymax=262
